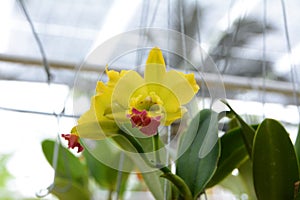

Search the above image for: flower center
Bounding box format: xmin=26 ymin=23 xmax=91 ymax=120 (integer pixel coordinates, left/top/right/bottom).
xmin=127 ymin=92 xmax=163 ymax=136
xmin=130 ymin=91 xmax=163 ymax=113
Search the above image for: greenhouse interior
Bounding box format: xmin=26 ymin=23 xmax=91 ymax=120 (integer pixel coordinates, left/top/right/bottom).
xmin=1 ymin=0 xmax=300 ymax=199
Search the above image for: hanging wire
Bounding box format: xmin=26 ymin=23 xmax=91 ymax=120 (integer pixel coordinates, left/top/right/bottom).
xmin=35 ymin=89 xmax=76 ymax=197
xmin=222 ymin=0 xmax=243 ymax=74
xmin=0 ymin=106 xmax=79 ymax=118
xmin=115 ymin=152 xmax=125 ymax=200
xmin=36 ymin=110 xmax=67 ymax=198
xmin=136 ymin=0 xmax=161 ymax=70
xmin=261 ymin=0 xmax=267 ymax=119
xmin=163 ymin=2 xmax=172 ymax=200
xmin=136 ymin=0 xmax=150 ymax=69
xmin=148 ymin=0 xmax=161 ymax=28
xmin=166 ymin=0 xmax=172 ymax=68
xmin=179 ymin=0 xmax=187 ymax=73
xmin=35 ymin=91 xmax=69 ymax=197
xmin=216 ymin=0 xmax=234 ymax=73
xmin=163 ymin=126 xmax=172 ymax=200
xmin=17 ymin=0 xmax=52 ymax=84
xmin=194 ymin=0 xmax=206 ymax=109
xmin=280 ymin=0 xmax=300 ymax=118
xmin=167 ymin=0 xmax=172 ymax=31
xmin=16 ymin=0 xmax=78 ymax=197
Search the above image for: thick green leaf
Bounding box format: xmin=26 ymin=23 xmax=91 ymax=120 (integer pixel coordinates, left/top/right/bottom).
xmin=219 ymin=159 xmax=256 ymax=199
xmin=51 ymin=177 xmax=90 ymax=200
xmin=253 ymin=119 xmax=299 ymax=200
xmin=221 ymin=100 xmax=255 ymax=158
xmin=207 ymin=125 xmax=259 ymax=187
xmin=42 ymin=140 xmax=88 ymax=187
xmin=207 ymin=127 xmax=248 ymax=187
xmin=294 ymin=124 xmax=300 ymax=166
xmin=176 ymin=109 xmax=220 ymax=198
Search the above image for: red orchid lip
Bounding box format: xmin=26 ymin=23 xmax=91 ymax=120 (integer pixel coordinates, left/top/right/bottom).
xmin=128 ymin=108 xmax=161 ymax=136
xmin=61 ymin=134 xmax=84 ymax=153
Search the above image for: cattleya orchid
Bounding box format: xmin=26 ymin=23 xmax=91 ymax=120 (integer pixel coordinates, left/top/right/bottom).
xmin=62 ymin=47 xmax=199 ymax=152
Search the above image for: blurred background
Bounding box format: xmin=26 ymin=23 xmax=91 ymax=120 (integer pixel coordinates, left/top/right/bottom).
xmin=0 ymin=0 xmax=299 ymax=199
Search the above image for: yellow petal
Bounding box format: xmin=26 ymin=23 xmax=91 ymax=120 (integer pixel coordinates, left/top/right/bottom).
xmin=76 ymin=67 xmax=128 ymax=139
xmin=162 ymin=70 xmax=199 ymax=105
xmin=78 ymin=94 xmax=110 ymax=125
xmin=144 ymin=47 xmax=199 ymax=105
xmin=105 ymin=67 xmax=128 ymax=87
xmin=77 ymin=106 xmax=98 ymax=124
xmin=181 ymin=73 xmax=200 ymax=93
xmin=164 ymin=107 xmax=186 ymax=125
xmin=112 ymin=70 xmax=145 ymax=109
xmin=145 ymin=47 xmax=166 ymax=83
xmin=76 ymin=99 xmax=119 ymax=140
xmin=71 ymin=120 xmax=119 ymax=140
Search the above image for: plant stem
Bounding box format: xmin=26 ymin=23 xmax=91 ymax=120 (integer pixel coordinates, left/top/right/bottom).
xmin=161 ymin=172 xmax=193 ymax=200
xmin=107 ymin=189 xmax=113 ymax=200
xmin=118 ymin=130 xmax=156 ymax=168
xmin=118 ymin=130 xmax=193 ymax=199
xmin=153 ymin=132 xmax=161 ymax=164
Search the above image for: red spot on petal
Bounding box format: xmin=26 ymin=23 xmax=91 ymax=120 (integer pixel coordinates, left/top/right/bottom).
xmin=128 ymin=108 xmax=161 ymax=136
xmin=61 ymin=134 xmax=84 ymax=153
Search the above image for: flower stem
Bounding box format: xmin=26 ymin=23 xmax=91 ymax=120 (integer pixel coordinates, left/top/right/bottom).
xmin=153 ymin=132 xmax=161 ymax=164
xmin=107 ymin=189 xmax=113 ymax=200
xmin=161 ymin=172 xmax=193 ymax=200
xmin=118 ymin=130 xmax=193 ymax=199
xmin=118 ymin=130 xmax=155 ymax=167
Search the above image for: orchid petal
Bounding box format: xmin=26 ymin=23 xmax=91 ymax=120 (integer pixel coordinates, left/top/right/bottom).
xmin=112 ymin=71 xmax=145 ymax=121
xmin=72 ymin=120 xmax=119 ymax=140
xmin=163 ymin=70 xmax=198 ymax=105
xmin=145 ymin=47 xmax=166 ymax=83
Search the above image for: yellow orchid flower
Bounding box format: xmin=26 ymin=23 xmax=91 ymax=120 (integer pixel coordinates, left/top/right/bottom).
xmin=62 ymin=47 xmax=199 ymax=152
xmin=112 ymin=47 xmax=199 ymax=135
xmin=62 ymin=67 xmax=130 ymax=152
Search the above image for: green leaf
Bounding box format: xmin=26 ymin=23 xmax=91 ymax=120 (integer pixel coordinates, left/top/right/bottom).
xmin=207 ymin=124 xmax=259 ymax=187
xmin=42 ymin=140 xmax=88 ymax=187
xmin=142 ymin=171 xmax=167 ymax=199
xmin=219 ymin=159 xmax=256 ymax=199
xmin=221 ymin=100 xmax=255 ymax=158
xmin=207 ymin=127 xmax=247 ymax=187
xmin=82 ymin=140 xmax=131 ymax=196
xmin=294 ymin=124 xmax=300 ymax=166
xmin=51 ymin=177 xmax=90 ymax=200
xmin=112 ymin=134 xmax=165 ymax=200
xmin=253 ymin=119 xmax=299 ymax=200
xmin=176 ymin=109 xmax=220 ymax=198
